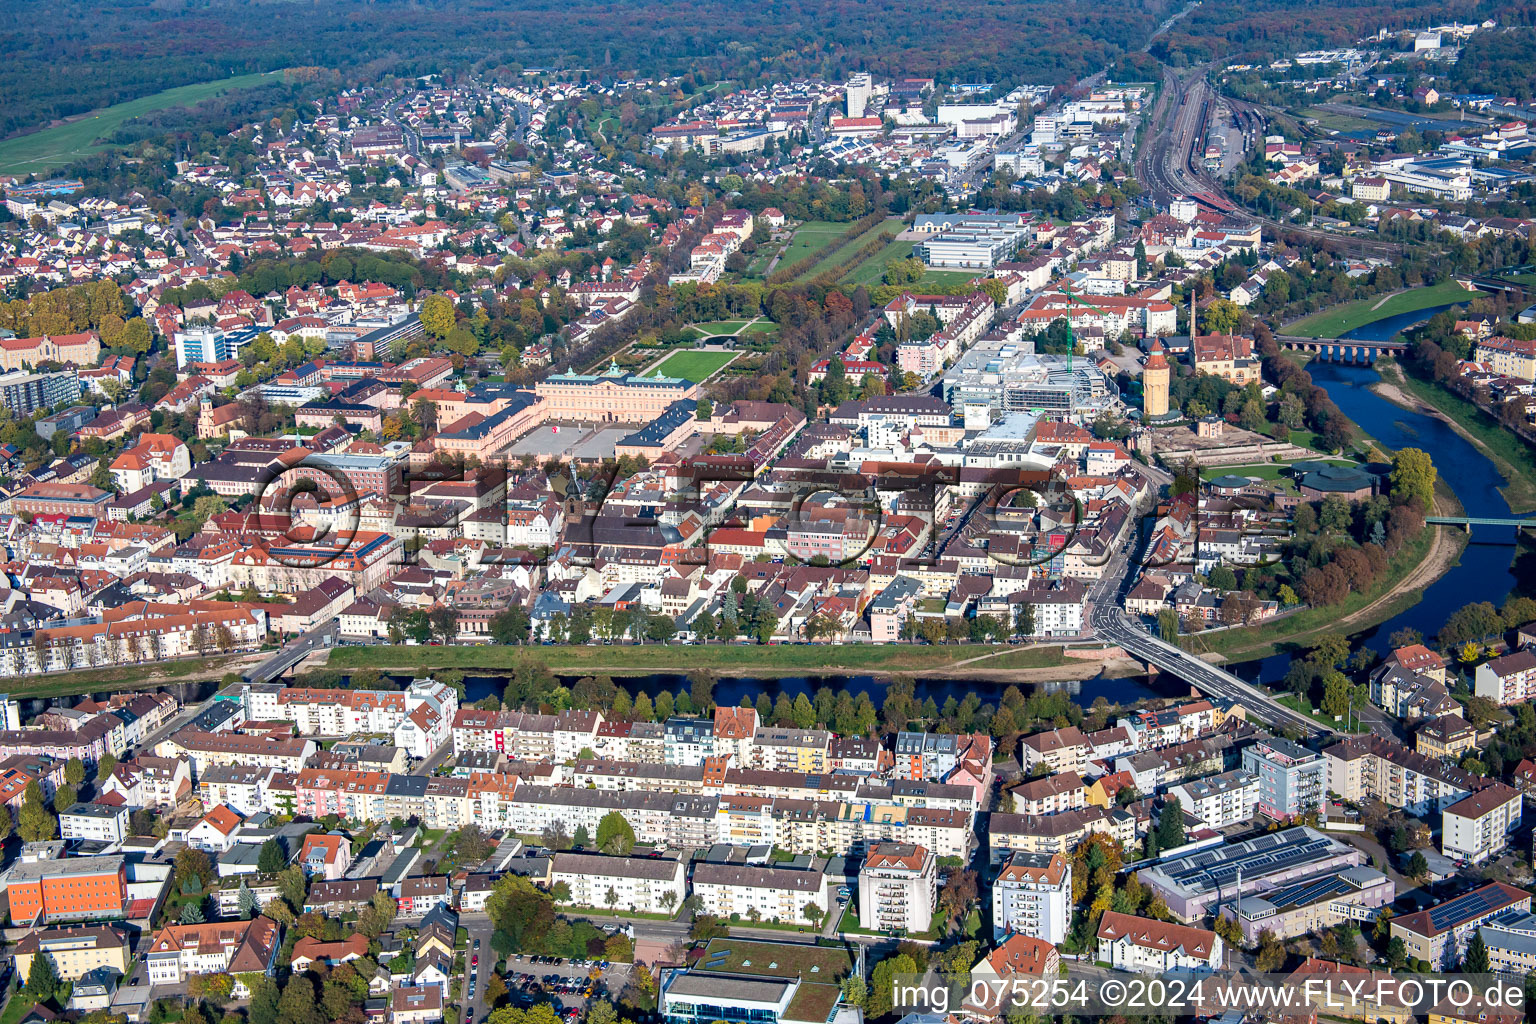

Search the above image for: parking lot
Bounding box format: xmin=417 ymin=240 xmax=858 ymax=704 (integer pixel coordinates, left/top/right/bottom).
xmin=506 ymin=953 xmax=633 ymax=1021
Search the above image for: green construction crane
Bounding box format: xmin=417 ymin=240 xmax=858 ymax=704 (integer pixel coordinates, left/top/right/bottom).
xmin=1057 ymin=284 xmax=1112 ymax=412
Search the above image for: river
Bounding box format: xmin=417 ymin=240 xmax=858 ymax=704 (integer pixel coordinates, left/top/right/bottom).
xmin=1231 ymin=300 xmax=1520 ymax=684
xmin=417 ymin=305 xmax=1520 ymax=710
xmin=446 ymin=671 xmax=1179 ymax=713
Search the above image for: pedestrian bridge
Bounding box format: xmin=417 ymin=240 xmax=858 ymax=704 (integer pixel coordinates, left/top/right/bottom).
xmin=1426 ymin=516 xmax=1536 ymax=530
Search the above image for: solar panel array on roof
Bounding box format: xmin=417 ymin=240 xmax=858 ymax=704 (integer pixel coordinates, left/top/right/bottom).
xmin=1428 ymin=886 xmax=1514 ymax=932
xmin=1158 ymin=828 xmax=1341 ymax=894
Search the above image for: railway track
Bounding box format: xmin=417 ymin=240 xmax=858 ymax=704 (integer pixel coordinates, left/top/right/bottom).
xmin=1136 ymin=65 xmax=1404 ymax=259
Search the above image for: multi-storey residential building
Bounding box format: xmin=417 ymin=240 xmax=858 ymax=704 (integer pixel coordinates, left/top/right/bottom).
xmin=753 ymin=728 xmax=832 ymax=772
xmin=1019 ymin=727 xmax=1086 ymax=775
xmin=198 ymin=766 xmax=278 ymax=817
xmin=1441 ymin=784 xmax=1522 ymax=864
xmin=1391 ymin=882 xmax=1532 ymax=969
xmin=858 ymin=842 xmax=936 ymax=934
xmin=1478 ymin=910 xmax=1536 ymax=978
xmin=145 ymin=917 xmax=279 ymax=995
xmin=990 ymin=806 xmax=1133 ymax=858
xmin=690 ymin=859 xmax=829 ymax=925
xmin=158 ymin=730 xmax=316 ymax=775
xmin=1241 ymin=737 xmax=1325 ymax=820
xmin=1323 ymin=736 xmax=1482 ymax=817
xmin=665 ymin=717 xmax=714 ymax=767
xmin=991 ymin=851 xmax=1071 ymax=944
xmin=1474 ymin=650 xmax=1536 ymax=705
xmin=1166 ymin=770 xmax=1259 ymax=830
xmin=549 ymin=852 xmax=686 ymax=914
xmin=59 ymin=802 xmax=130 ymax=845
xmin=11 ymin=925 xmax=130 ymax=982
xmin=1416 ymin=715 xmax=1476 ymax=759
xmin=1097 ymin=911 xmax=1223 ymax=973
xmin=1012 ymin=772 xmax=1086 ymax=816
xmin=1474 ymin=335 xmax=1536 ymax=382
xmin=964 ymin=934 xmax=1061 ymax=1018
xmin=712 ymin=706 xmax=759 ymax=765
xmin=101 ymin=755 xmax=192 ymax=810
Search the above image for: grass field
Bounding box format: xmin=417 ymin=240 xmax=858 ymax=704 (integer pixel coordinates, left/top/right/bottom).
xmin=912 ymin=269 xmax=983 ymax=289
xmin=841 ymin=233 xmax=920 ymax=287
xmin=1299 ymin=107 xmax=1380 ymax=133
xmin=773 ymin=222 xmax=849 ymax=272
xmin=327 ymin=642 xmax=1066 ymax=678
xmin=651 ymin=350 xmax=735 ymax=382
xmin=792 ymin=217 xmax=906 ymax=284
xmin=0 ymin=72 xmax=276 ymax=175
xmin=690 ymin=320 xmax=751 ymax=336
xmin=739 ymin=321 xmax=777 ymax=335
xmin=1285 ymin=281 xmax=1480 ymax=339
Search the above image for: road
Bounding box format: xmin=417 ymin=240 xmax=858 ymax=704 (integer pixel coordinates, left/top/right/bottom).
xmin=1092 ymin=600 xmax=1333 ymax=737
xmin=244 ymin=618 xmax=339 ymax=684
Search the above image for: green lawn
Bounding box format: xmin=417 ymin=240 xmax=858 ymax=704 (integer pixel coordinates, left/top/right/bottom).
xmin=792 ymin=217 xmax=906 ymax=284
xmin=326 ymin=641 xmax=1064 ymax=678
xmin=739 ymin=321 xmax=778 ymax=335
xmin=652 ymin=350 xmax=736 ymax=382
xmin=1277 ymin=694 xmax=1369 ymax=733
xmin=690 ymin=320 xmax=751 ymax=337
xmin=773 ymin=222 xmax=850 ymax=271
xmin=841 ymin=234 xmax=921 ymax=287
xmin=0 ymin=72 xmax=276 ymax=175
xmin=914 ymin=270 xmax=983 ymax=289
xmin=0 ymin=654 xmax=243 ymax=698
xmin=1285 ymin=282 xmax=1481 ymax=339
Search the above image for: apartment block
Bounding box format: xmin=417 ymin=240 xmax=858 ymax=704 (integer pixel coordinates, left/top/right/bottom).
xmin=858 ymin=842 xmax=936 ymax=934
xmin=991 ymin=851 xmax=1071 ymax=944
xmin=549 ymin=852 xmax=686 ymax=915
xmin=1241 ymin=737 xmax=1325 ymax=820
xmin=1441 ymin=784 xmax=1522 ymax=864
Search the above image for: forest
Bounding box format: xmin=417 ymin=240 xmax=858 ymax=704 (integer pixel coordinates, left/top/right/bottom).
xmin=1150 ymin=0 xmax=1521 ymax=66
xmin=3 ymin=0 xmax=1178 ymax=143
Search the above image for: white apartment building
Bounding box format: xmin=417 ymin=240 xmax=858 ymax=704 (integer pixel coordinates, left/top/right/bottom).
xmin=1475 ymin=650 xmax=1536 ymax=705
xmin=1096 ymin=911 xmax=1223 ymax=974
xmin=690 ymin=860 xmax=829 ymax=925
xmin=1166 ymin=770 xmax=1260 ymax=830
xmin=1441 ymin=784 xmax=1523 ymax=864
xmin=58 ymin=803 xmax=130 ymax=845
xmin=858 ymin=842 xmax=936 ymax=934
xmin=197 ymin=766 xmax=278 ymax=817
xmin=991 ymin=851 xmax=1071 ymax=944
xmin=548 ymin=852 xmax=686 ymax=915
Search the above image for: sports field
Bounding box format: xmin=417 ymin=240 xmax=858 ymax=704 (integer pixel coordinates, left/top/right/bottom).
xmin=0 ymin=72 xmax=276 ymax=176
xmin=652 ymin=350 xmax=736 ymax=382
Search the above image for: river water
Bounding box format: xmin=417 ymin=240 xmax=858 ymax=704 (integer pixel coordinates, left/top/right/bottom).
xmin=427 ymin=304 xmax=1524 ymax=710
xmin=1230 ymin=301 xmax=1520 ymax=684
